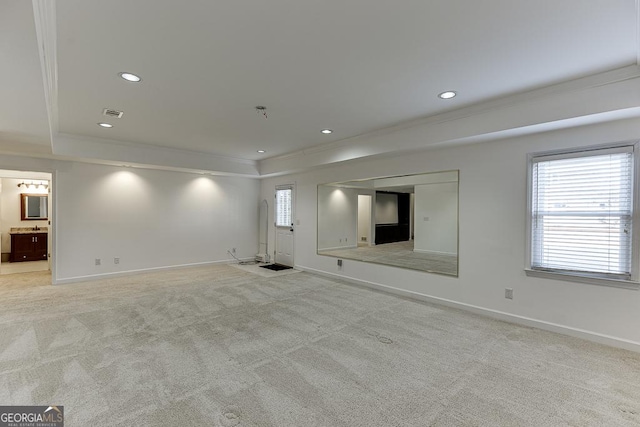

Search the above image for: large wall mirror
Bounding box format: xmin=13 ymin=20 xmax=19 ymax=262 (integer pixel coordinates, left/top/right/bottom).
xmin=318 ymin=170 xmax=458 ymax=276
xmin=21 ymin=193 xmax=48 ymax=220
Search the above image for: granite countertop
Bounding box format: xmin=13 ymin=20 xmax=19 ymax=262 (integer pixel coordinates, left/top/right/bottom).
xmin=10 ymin=227 xmax=48 ymax=234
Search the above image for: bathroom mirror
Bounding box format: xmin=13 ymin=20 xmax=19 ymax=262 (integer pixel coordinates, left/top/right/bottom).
xmin=21 ymin=193 xmax=48 ymax=220
xmin=317 ymin=170 xmax=458 ymax=276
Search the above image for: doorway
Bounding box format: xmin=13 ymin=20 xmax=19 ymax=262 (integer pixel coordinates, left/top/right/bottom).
xmin=357 ymin=194 xmax=372 ymax=247
xmin=274 ymin=184 xmax=294 ymax=267
xmin=0 ymin=170 xmax=52 ymax=278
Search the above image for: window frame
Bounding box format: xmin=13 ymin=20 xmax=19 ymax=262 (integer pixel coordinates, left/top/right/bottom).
xmin=525 ymin=141 xmax=640 ymax=290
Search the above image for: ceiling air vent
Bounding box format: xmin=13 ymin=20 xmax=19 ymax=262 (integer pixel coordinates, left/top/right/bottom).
xmin=102 ymin=108 xmax=124 ymax=119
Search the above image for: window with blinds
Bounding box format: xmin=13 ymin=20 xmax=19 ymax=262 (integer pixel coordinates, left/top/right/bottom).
xmin=275 ymin=187 xmax=292 ymax=227
xmin=530 ymin=146 xmax=634 ymax=279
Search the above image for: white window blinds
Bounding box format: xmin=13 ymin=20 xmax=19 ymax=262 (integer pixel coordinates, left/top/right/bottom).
xmin=531 ymin=147 xmax=634 ymax=279
xmin=275 ymin=188 xmax=292 ymax=227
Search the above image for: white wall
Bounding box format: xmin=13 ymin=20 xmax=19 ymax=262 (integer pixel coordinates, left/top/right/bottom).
xmin=53 ymin=162 xmax=260 ymax=282
xmin=357 ymin=195 xmax=371 ymax=244
xmin=413 ymin=182 xmax=458 ymax=255
xmin=0 ymin=178 xmax=49 ymax=255
xmin=375 ymin=193 xmax=399 ymax=224
xmin=317 ymin=186 xmax=357 ymax=251
xmin=260 ymin=116 xmax=640 ymax=350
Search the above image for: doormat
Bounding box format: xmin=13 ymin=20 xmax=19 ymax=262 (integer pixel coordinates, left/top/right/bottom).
xmin=260 ymin=264 xmax=293 ymax=271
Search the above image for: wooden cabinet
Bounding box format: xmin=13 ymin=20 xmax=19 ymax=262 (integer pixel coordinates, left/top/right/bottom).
xmin=10 ymin=233 xmax=48 ymax=262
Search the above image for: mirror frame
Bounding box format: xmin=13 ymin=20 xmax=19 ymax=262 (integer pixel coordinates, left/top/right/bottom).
xmin=317 ymin=170 xmax=459 ymax=276
xmin=20 ymin=193 xmax=48 ymax=221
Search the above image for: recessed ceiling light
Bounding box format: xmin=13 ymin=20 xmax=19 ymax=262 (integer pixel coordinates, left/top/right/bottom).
xmin=257 ymin=150 xmax=266 ymax=153
xmin=98 ymin=123 xmax=113 ymax=128
xmin=321 ymin=129 xmax=333 ymax=134
xmin=118 ymin=72 xmax=142 ymax=82
xmin=438 ymin=91 xmax=457 ymax=99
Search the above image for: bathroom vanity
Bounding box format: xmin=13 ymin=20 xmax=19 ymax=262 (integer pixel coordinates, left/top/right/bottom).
xmin=9 ymin=228 xmax=48 ymax=262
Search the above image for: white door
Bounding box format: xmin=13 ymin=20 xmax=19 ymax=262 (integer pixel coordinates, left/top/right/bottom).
xmin=275 ymin=185 xmax=294 ymax=266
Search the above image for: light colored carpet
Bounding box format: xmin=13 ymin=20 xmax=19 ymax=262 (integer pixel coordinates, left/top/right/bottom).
xmin=0 ymin=270 xmax=51 ymax=290
xmin=319 ymin=240 xmax=458 ymax=276
xmin=0 ymin=264 xmax=638 ymax=426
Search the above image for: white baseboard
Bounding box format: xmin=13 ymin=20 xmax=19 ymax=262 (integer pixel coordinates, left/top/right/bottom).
xmin=297 ymin=265 xmax=640 ymax=353
xmin=53 ymin=258 xmax=250 ymax=285
xmin=318 ymin=245 xmax=358 ymax=252
xmin=412 ymin=248 xmax=458 ymax=256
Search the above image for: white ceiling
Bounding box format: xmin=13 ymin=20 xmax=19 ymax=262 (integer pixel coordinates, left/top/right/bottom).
xmin=0 ymin=1 xmax=51 ymax=153
xmin=0 ymin=0 xmax=638 ymax=174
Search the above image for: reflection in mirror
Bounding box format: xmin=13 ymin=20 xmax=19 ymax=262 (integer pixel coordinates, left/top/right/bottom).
xmin=21 ymin=193 xmax=48 ymax=220
xmin=318 ymin=170 xmax=458 ymax=276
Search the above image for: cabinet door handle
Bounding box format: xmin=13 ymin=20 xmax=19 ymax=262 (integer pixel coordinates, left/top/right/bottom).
xmin=32 ymin=237 xmax=34 ymax=243
xmin=35 ymin=237 xmax=37 ymax=242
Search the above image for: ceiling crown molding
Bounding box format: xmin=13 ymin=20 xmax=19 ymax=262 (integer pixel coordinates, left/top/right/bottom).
xmin=259 ymin=67 xmax=640 ymax=176
xmin=263 ymin=65 xmax=640 ymax=165
xmin=53 ymin=133 xmax=259 ymax=177
xmin=31 ymin=0 xmax=58 ymax=148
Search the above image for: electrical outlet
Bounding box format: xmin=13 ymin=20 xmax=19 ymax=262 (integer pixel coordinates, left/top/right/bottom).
xmin=505 ymin=288 xmax=513 ymax=300
xmin=114 ymin=257 xmax=120 ymax=264
xmin=361 ymin=236 xmax=367 ymax=241
xmin=95 ymin=258 xmax=101 ymax=266
xmin=337 ymin=259 xmax=343 ymax=267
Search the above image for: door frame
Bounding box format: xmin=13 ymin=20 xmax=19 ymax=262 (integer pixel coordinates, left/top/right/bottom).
xmin=0 ymin=168 xmax=55 ymax=284
xmin=274 ymin=184 xmax=295 ymax=266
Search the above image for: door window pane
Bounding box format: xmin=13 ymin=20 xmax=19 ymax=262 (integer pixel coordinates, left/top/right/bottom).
xmin=276 ymin=188 xmax=292 ymax=227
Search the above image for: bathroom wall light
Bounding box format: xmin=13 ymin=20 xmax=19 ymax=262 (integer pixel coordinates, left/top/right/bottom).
xmin=17 ymin=180 xmax=48 ymax=190
xmin=98 ymin=123 xmax=113 ymax=128
xmin=321 ymin=129 xmax=333 ymax=134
